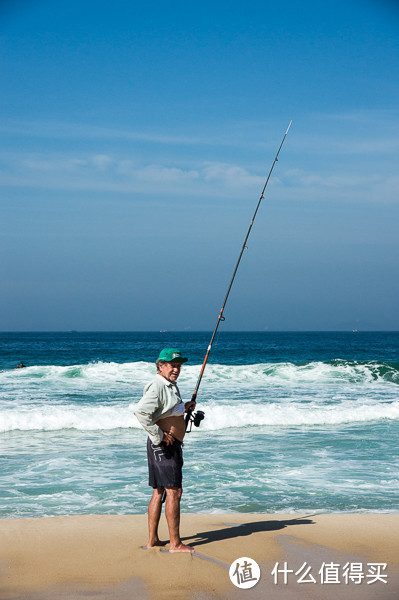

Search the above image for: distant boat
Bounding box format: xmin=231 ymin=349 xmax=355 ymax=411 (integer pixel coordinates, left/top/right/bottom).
xmin=159 ymin=330 xmax=168 ymax=333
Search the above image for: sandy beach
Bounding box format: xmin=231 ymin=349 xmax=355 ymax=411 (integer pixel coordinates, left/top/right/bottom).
xmin=0 ymin=513 xmax=398 ymax=599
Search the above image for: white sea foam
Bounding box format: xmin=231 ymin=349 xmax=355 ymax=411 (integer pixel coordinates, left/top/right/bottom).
xmin=2 ymin=359 xmax=398 ymax=386
xmin=200 ymin=399 xmax=399 ymax=429
xmin=1 ymin=360 xmax=398 ymax=432
xmin=0 ymin=397 xmax=398 ymax=433
xmin=0 ymin=405 xmax=138 ymax=433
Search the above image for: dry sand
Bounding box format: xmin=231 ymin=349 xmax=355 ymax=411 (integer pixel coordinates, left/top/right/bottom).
xmin=0 ymin=513 xmax=398 ymax=599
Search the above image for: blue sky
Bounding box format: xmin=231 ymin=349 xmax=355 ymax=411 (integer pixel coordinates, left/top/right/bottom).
xmin=1 ymin=0 xmax=398 ymax=331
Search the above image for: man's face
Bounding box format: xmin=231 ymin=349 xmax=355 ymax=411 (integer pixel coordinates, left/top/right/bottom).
xmin=158 ymin=361 xmax=182 ymax=383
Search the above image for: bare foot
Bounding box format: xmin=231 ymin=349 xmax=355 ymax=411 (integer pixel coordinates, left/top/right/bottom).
xmin=169 ymin=543 xmax=195 ymax=553
xmin=146 ymin=539 xmax=167 ymax=548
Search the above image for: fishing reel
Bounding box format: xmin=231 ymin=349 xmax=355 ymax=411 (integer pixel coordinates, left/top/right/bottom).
xmin=185 ymin=409 xmax=205 ymax=432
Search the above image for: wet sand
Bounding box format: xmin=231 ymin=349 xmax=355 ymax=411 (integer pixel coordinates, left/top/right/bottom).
xmin=0 ymin=513 xmax=398 ymax=599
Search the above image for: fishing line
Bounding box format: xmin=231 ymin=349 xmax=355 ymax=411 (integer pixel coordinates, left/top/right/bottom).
xmin=185 ymin=120 xmax=293 ymax=430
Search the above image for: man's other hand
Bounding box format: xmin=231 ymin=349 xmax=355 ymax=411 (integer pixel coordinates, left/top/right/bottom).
xmin=163 ymin=431 xmax=175 ymax=445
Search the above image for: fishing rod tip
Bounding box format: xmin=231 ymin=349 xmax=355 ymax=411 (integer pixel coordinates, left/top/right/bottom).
xmin=286 ymin=120 xmax=293 ymax=134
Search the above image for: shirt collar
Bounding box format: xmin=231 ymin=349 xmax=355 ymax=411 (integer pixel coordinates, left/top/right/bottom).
xmin=156 ymin=373 xmax=175 ymax=387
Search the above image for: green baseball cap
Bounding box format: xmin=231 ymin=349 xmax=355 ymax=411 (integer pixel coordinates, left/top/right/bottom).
xmin=158 ymin=348 xmax=188 ymax=363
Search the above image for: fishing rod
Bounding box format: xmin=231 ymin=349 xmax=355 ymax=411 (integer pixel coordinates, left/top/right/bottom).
xmin=185 ymin=120 xmax=293 ymax=431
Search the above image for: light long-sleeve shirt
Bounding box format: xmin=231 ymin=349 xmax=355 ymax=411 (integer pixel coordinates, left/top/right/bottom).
xmin=134 ymin=374 xmax=183 ymax=444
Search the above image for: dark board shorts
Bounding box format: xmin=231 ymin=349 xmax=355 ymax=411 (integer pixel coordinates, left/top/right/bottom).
xmin=147 ymin=437 xmax=184 ymax=489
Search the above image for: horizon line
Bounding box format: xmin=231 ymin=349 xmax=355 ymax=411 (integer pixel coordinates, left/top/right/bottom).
xmin=1 ymin=330 xmax=398 ymax=334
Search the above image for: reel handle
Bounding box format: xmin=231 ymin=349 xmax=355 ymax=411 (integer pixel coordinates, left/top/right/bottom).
xmin=185 ymin=392 xmax=197 ymax=431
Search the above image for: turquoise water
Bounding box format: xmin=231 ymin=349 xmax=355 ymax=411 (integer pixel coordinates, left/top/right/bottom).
xmin=1 ymin=332 xmax=398 ymax=517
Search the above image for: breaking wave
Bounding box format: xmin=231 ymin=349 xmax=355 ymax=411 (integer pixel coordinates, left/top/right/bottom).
xmin=1 ymin=359 xmax=398 ymax=433
xmin=2 ymin=358 xmax=399 ymax=385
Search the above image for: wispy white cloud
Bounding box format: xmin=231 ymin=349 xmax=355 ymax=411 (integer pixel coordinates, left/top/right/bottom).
xmin=1 ymin=149 xmax=397 ymax=205
xmin=287 ymin=109 xmax=399 ymax=156
xmin=2 ymin=111 xmax=399 ymax=158
xmin=289 ymin=132 xmax=399 ymax=156
xmin=1 ymin=109 xmax=398 ymax=204
xmin=320 ymin=108 xmax=399 ymax=125
xmin=0 ymin=152 xmax=266 ymax=197
xmin=201 ymin=162 xmax=264 ymax=188
xmin=0 ymin=119 xmax=227 ymax=146
xmin=281 ymin=167 xmax=399 ymax=204
xmin=117 ymin=161 xmax=199 ymax=183
xmin=284 ymin=168 xmax=382 ymax=188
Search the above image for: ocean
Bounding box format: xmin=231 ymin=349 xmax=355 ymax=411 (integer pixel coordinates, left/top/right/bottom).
xmin=1 ymin=331 xmax=398 ymax=518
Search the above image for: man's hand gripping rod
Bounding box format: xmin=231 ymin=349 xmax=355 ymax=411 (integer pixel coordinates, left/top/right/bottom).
xmin=185 ymin=121 xmax=293 ymax=431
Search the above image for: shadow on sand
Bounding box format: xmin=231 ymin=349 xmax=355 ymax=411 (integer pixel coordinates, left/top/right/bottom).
xmin=182 ymin=516 xmax=316 ymax=548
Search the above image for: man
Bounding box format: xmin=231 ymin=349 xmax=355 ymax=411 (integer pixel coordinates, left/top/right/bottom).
xmin=134 ymin=348 xmax=196 ymax=553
